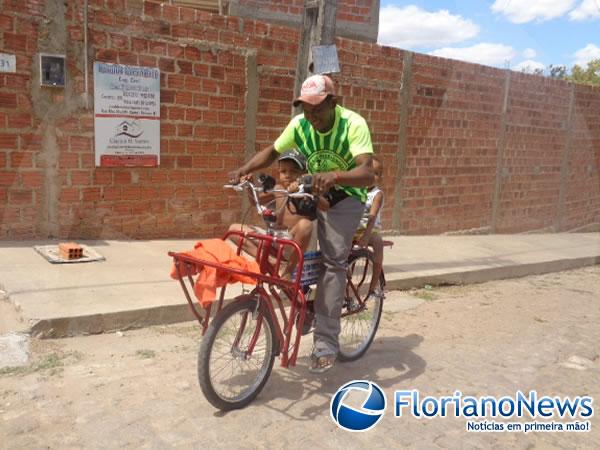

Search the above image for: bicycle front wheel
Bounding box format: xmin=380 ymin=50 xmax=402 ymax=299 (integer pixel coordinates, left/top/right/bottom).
xmin=197 ymin=295 xmax=277 ymax=411
xmin=338 ymin=249 xmax=384 ymax=362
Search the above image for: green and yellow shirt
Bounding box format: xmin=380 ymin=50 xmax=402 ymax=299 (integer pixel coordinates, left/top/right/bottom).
xmin=274 ymin=105 xmax=374 ymax=202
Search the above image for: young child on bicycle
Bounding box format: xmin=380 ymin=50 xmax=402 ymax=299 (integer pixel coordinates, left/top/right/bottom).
xmin=228 ymin=150 xmax=326 ymax=279
xmin=354 ymin=155 xmax=384 ymax=300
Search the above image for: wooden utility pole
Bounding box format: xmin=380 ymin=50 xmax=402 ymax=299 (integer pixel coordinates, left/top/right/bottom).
xmin=293 ymin=0 xmax=338 ymax=115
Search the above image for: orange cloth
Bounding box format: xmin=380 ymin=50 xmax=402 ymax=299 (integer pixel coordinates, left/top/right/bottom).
xmin=170 ymin=239 xmax=260 ymax=307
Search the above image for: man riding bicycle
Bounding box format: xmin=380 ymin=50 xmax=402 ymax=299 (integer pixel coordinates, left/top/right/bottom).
xmin=228 ymin=74 xmax=375 ymax=373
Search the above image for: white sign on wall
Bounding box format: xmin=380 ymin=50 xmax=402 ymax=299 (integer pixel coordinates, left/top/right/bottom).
xmin=94 ymin=62 xmax=160 ymax=167
xmin=0 ymin=53 xmax=16 ymax=73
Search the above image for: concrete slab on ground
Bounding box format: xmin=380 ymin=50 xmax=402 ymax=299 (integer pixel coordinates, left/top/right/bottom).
xmin=0 ymin=233 xmax=598 ymax=337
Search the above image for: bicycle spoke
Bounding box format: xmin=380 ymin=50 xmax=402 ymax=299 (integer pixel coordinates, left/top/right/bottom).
xmin=204 ymin=301 xmax=274 ymax=403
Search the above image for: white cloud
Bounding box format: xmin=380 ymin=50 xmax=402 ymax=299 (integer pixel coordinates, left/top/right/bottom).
xmin=573 ymin=43 xmax=600 ymax=66
xmin=523 ymin=48 xmax=537 ymax=59
xmin=514 ymin=60 xmax=546 ymax=72
xmin=429 ymin=43 xmax=517 ymax=67
xmin=491 ymin=0 xmax=576 ymax=23
xmin=378 ymin=5 xmax=479 ymax=49
xmin=569 ymin=0 xmax=600 ymax=20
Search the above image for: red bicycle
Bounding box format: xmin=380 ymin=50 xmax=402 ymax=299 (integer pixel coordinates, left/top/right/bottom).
xmin=169 ymin=177 xmax=389 ymax=410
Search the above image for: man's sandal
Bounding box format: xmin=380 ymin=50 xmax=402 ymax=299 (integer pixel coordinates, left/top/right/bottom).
xmin=309 ymin=353 xmax=336 ymax=374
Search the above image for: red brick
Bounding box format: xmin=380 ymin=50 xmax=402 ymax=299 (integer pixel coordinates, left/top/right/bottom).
xmin=118 ymin=51 xmax=138 ymax=65
xmin=114 ymin=172 xmax=131 ymax=184
xmin=122 ymin=186 xmax=141 ymax=200
xmin=161 ymin=89 xmax=175 ymax=103
xmin=139 ymin=56 xmax=157 ymax=67
xmin=59 ymin=153 xmax=79 ymax=169
xmin=0 ymin=133 xmax=18 ymax=149
xmin=96 ymin=49 xmax=118 ymax=62
xmin=71 ymin=170 xmax=92 ymax=186
xmin=91 ymin=30 xmax=107 ymax=46
xmin=0 ymin=93 xmax=17 ymax=109
xmin=110 ymin=33 xmax=129 ymax=49
xmin=177 ymin=124 xmax=193 ymax=136
xmin=68 ymin=25 xmax=83 ymax=41
xmin=159 ymin=58 xmax=175 ymax=72
xmin=5 ymin=73 xmax=29 ymax=89
xmin=131 ymin=37 xmax=149 ymax=52
xmin=9 ymin=189 xmax=32 ymax=205
xmin=93 ymin=170 xmax=113 ymax=186
xmin=4 ymin=32 xmax=27 ymax=52
xmin=8 ymin=113 xmax=32 ymax=129
xmin=21 ymin=172 xmax=43 ymax=188
xmin=149 ymin=41 xmax=167 ymax=56
xmin=10 ymin=151 xmax=33 ymax=168
xmin=162 ymin=5 xmax=179 ymax=22
xmin=95 ymin=10 xmax=115 ymax=26
xmin=103 ymin=186 xmax=121 ymax=201
xmin=144 ymin=1 xmax=162 ymax=19
xmin=60 ymin=187 xmax=80 ymax=203
xmin=70 ymin=136 xmax=92 ymax=152
xmin=0 ymin=171 xmax=18 ymax=186
xmin=82 ymin=187 xmax=102 ymax=201
xmin=168 ymin=106 xmax=185 ymax=120
xmin=0 ymin=14 xmax=13 ymax=31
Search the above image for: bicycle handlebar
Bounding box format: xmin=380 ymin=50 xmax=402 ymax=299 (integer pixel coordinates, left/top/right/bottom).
xmin=224 ymin=177 xmax=315 ymax=218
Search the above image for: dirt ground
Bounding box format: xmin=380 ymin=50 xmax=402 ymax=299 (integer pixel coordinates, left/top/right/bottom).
xmin=1 ymin=266 xmax=599 ymax=449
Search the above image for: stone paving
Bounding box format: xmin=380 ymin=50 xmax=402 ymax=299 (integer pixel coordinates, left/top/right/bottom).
xmin=1 ymin=266 xmax=599 ymax=449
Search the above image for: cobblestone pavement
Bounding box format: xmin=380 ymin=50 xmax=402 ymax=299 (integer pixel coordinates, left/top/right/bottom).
xmin=1 ymin=266 xmax=599 ymax=449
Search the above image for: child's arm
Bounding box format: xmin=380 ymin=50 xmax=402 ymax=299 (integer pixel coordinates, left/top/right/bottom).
xmin=273 ymin=183 xmax=287 ymax=228
xmin=357 ymin=191 xmax=384 ymax=247
xmin=257 ymin=191 xmax=275 ymax=205
xmin=316 ymin=195 xmax=330 ymax=211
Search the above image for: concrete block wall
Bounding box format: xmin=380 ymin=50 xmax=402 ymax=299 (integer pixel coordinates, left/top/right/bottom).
xmin=0 ymin=0 xmax=599 ymax=240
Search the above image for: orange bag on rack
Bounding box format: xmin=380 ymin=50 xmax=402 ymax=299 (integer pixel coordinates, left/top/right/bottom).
xmin=170 ymin=239 xmax=260 ymax=307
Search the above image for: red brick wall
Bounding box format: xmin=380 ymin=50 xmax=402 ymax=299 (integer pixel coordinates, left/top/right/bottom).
xmin=1 ymin=0 xmax=599 ymax=239
xmin=563 ymin=83 xmax=600 ymax=230
xmin=236 ymin=0 xmax=374 ymax=24
xmin=496 ymin=74 xmax=571 ymax=232
xmin=0 ymin=0 xmax=42 ymax=238
xmin=335 ymin=38 xmax=403 ymax=229
xmin=400 ymin=54 xmax=505 ymax=234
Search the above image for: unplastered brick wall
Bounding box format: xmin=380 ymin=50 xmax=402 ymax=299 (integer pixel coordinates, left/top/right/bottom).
xmin=234 ymin=0 xmax=374 ymax=24
xmin=1 ymin=0 xmax=599 ymax=240
xmin=400 ymin=54 xmax=505 ymax=234
xmin=562 ymin=84 xmax=600 ymax=231
xmin=0 ymin=0 xmax=44 ymax=239
xmin=496 ymin=73 xmax=571 ymax=233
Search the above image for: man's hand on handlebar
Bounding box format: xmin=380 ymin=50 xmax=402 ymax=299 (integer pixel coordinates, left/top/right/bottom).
xmin=228 ymin=169 xmax=252 ymax=185
xmin=311 ymin=171 xmax=338 ymax=195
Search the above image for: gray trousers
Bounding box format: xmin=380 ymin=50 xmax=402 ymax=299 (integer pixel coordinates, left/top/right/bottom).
xmin=314 ymin=196 xmax=364 ymax=356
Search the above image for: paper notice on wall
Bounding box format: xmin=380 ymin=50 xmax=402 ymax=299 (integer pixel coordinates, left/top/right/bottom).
xmin=94 ymin=62 xmax=160 ymax=167
xmin=0 ymin=53 xmax=16 ymax=73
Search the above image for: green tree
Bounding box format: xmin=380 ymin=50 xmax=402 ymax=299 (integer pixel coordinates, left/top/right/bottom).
xmin=569 ymin=59 xmax=600 ymax=86
xmin=548 ymin=64 xmax=567 ymax=79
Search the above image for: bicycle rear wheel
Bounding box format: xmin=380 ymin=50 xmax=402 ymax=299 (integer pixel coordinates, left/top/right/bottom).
xmin=197 ymin=295 xmax=277 ymax=410
xmin=338 ymin=249 xmax=383 ymax=362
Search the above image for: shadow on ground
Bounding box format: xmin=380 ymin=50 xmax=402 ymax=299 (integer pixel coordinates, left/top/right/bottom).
xmin=230 ymin=334 xmax=426 ymax=421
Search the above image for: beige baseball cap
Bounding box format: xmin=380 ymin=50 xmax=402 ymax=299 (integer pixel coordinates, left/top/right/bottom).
xmin=293 ymin=74 xmax=336 ymax=107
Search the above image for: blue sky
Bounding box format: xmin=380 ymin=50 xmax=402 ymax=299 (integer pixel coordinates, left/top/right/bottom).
xmin=378 ymin=0 xmax=600 ymax=72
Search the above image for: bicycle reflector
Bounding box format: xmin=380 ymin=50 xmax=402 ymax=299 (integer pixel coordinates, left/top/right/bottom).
xmin=262 ymin=208 xmax=276 ymax=223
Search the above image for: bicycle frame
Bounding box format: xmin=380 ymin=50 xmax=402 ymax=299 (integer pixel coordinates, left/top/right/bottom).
xmin=169 ymin=229 xmax=310 ymax=368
